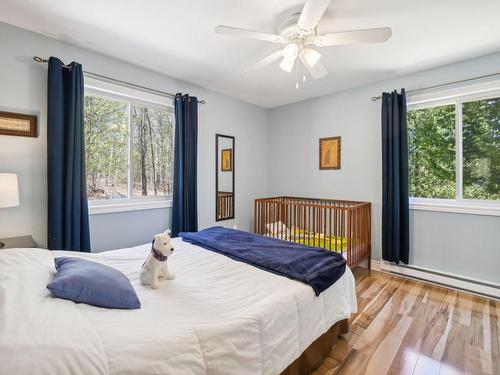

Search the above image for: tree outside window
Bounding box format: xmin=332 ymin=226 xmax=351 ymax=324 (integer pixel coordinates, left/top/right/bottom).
xmin=84 ymin=94 xmax=174 ymax=201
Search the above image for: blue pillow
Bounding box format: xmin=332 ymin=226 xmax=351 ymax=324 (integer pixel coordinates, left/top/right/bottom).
xmin=47 ymin=257 xmax=141 ymax=309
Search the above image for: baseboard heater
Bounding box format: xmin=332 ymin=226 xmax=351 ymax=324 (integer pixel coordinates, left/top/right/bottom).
xmin=371 ymin=259 xmax=500 ymax=300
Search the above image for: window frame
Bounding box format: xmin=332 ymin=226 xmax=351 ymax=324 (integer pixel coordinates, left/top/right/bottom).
xmin=407 ymin=79 xmax=500 ymax=216
xmin=84 ymin=76 xmax=175 ymax=215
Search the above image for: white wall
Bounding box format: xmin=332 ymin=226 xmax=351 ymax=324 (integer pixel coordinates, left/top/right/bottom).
xmin=0 ymin=22 xmax=269 ymax=251
xmin=269 ymin=52 xmax=500 ymax=284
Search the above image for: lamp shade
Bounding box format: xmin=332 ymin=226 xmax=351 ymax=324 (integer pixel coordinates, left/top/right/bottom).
xmin=0 ymin=173 xmax=20 ymax=208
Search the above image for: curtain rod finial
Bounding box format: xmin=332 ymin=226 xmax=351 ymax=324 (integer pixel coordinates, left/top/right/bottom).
xmin=33 ymin=56 xmax=48 ymax=63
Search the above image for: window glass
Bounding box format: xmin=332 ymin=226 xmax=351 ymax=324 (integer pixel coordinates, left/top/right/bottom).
xmin=84 ymin=90 xmax=174 ymax=203
xmin=408 ymin=104 xmax=456 ymax=199
xmin=84 ymin=96 xmax=128 ymax=200
xmin=462 ymin=97 xmax=500 ymax=200
xmin=132 ymin=105 xmax=174 ymax=197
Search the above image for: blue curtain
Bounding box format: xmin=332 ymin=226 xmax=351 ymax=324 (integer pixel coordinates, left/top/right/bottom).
xmin=381 ymin=89 xmax=409 ymax=264
xmin=172 ymin=93 xmax=198 ymax=237
xmin=47 ymin=57 xmax=91 ymax=252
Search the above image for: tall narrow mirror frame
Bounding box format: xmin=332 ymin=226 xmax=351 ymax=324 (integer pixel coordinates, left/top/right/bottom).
xmin=215 ymin=134 xmax=235 ymax=221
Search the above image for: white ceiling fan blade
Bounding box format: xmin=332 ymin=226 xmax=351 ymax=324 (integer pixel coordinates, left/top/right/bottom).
xmin=215 ymin=25 xmax=283 ymax=43
xmin=299 ymin=50 xmax=327 ymax=79
xmin=298 ymin=0 xmax=332 ymax=31
xmin=316 ymin=27 xmax=392 ymax=46
xmin=242 ymin=50 xmax=283 ymax=74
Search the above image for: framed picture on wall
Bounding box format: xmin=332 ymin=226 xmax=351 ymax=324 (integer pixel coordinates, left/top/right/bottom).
xmin=0 ymin=111 xmax=37 ymax=138
xmin=319 ymin=136 xmax=341 ymax=170
xmin=221 ymin=149 xmax=232 ymax=171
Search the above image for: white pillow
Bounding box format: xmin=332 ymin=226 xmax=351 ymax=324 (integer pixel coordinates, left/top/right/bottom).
xmin=266 ymin=221 xmax=288 ymax=236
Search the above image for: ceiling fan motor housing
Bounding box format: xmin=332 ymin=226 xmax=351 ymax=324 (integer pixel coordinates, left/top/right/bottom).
xmin=279 ymin=13 xmax=315 ymax=46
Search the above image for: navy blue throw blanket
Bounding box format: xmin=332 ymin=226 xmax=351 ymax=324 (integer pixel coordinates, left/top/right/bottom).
xmin=180 ymin=227 xmax=346 ymax=296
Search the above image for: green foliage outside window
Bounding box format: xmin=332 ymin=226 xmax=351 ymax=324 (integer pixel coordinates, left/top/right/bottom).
xmin=408 ymin=97 xmax=499 ymax=201
xmin=462 ymin=97 xmax=500 ymax=200
xmin=408 ymin=104 xmax=456 ymax=199
xmin=84 ymin=95 xmax=174 ymax=200
xmin=132 ymin=105 xmax=174 ymax=197
xmin=84 ymin=96 xmax=128 ymax=199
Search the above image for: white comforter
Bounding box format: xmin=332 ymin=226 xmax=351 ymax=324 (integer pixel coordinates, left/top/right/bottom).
xmin=0 ymin=238 xmax=356 ymax=375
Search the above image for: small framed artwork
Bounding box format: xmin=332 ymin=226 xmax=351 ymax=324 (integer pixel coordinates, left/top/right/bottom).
xmin=221 ymin=149 xmax=232 ymax=171
xmin=319 ymin=136 xmax=341 ymax=170
xmin=0 ymin=111 xmax=37 ymax=138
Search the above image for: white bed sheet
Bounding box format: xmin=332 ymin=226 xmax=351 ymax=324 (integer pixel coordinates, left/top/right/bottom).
xmin=0 ymin=238 xmax=356 ymax=375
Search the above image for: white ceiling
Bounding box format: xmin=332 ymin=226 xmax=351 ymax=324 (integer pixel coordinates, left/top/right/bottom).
xmin=2 ymin=0 xmax=500 ymax=108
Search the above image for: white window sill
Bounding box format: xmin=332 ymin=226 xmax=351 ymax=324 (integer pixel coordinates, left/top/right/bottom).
xmin=410 ymin=199 xmax=500 ymax=216
xmin=89 ymin=199 xmax=172 ymax=215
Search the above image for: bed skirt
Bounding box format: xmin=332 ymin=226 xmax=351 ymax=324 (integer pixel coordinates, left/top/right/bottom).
xmin=281 ymin=318 xmax=348 ymax=375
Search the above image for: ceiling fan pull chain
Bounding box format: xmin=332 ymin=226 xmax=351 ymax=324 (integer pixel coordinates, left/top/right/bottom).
xmin=295 ymin=61 xmax=299 ymax=89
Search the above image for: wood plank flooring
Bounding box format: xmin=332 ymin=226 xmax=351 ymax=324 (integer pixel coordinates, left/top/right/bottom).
xmin=313 ymin=268 xmax=499 ymax=375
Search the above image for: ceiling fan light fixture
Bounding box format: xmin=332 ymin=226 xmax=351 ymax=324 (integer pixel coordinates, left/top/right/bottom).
xmin=279 ymin=57 xmax=295 ymax=72
xmin=282 ymin=43 xmax=299 ymax=60
xmin=302 ymin=48 xmax=322 ymax=67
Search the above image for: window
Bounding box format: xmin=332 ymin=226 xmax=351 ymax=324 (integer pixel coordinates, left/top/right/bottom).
xmin=462 ymin=97 xmax=499 ymax=200
xmin=84 ymin=77 xmax=174 ymax=214
xmin=131 ymin=105 xmax=174 ymax=197
xmin=408 ymin=104 xmax=456 ymax=199
xmin=407 ymin=79 xmax=500 ymax=215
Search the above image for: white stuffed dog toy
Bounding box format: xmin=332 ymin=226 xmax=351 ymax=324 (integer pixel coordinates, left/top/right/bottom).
xmin=140 ymin=230 xmax=175 ymax=288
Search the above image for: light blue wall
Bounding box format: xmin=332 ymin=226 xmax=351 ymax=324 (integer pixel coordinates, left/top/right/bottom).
xmin=409 ymin=210 xmax=500 ymax=283
xmin=90 ymin=209 xmax=171 ymax=252
xmin=268 ymin=52 xmax=500 ymax=284
xmin=0 ymin=22 xmax=269 ymax=251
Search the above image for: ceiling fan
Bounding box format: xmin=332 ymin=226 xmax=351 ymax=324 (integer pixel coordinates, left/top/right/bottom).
xmin=215 ymin=0 xmax=392 ymax=85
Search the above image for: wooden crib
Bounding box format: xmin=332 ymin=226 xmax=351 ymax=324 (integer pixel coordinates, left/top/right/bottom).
xmin=254 ymin=197 xmax=371 ymax=268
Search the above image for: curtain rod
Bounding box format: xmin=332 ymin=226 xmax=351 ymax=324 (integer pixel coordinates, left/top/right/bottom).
xmin=33 ymin=56 xmax=206 ymax=105
xmin=371 ymin=71 xmax=500 ymax=102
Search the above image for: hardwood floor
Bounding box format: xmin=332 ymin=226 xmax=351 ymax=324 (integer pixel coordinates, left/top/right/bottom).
xmin=313 ymin=268 xmax=499 ymax=375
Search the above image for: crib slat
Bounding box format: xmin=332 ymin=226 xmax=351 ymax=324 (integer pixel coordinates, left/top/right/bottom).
xmin=256 ymin=200 xmax=260 ymax=234
xmin=354 ymin=206 xmax=358 ymax=264
xmin=278 ymin=202 xmax=281 ymax=240
xmin=323 ymin=204 xmax=327 ymax=250
xmin=308 ymin=205 xmax=311 ymax=246
xmin=293 ymin=203 xmax=297 ymax=242
xmin=312 ymin=206 xmax=316 ymax=240
xmin=266 ymin=201 xmax=269 ymax=237
xmin=341 ymin=209 xmax=345 ymax=260
xmin=276 ymin=202 xmax=278 ymax=238
xmin=329 ymin=207 xmax=332 ymax=251
xmin=358 ymin=206 xmax=362 ymax=264
xmin=282 ymin=202 xmax=285 ymax=240
xmin=335 ymin=207 xmax=339 ymax=252
xmin=254 ymin=200 xmax=257 ymax=233
xmin=356 ymin=206 xmax=360 ymax=265
xmin=348 ymin=207 xmax=352 ymax=265
xmin=350 ymin=207 xmax=353 ymax=264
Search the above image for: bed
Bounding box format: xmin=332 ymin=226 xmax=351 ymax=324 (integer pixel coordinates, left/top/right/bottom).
xmin=0 ymin=236 xmax=357 ymax=375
